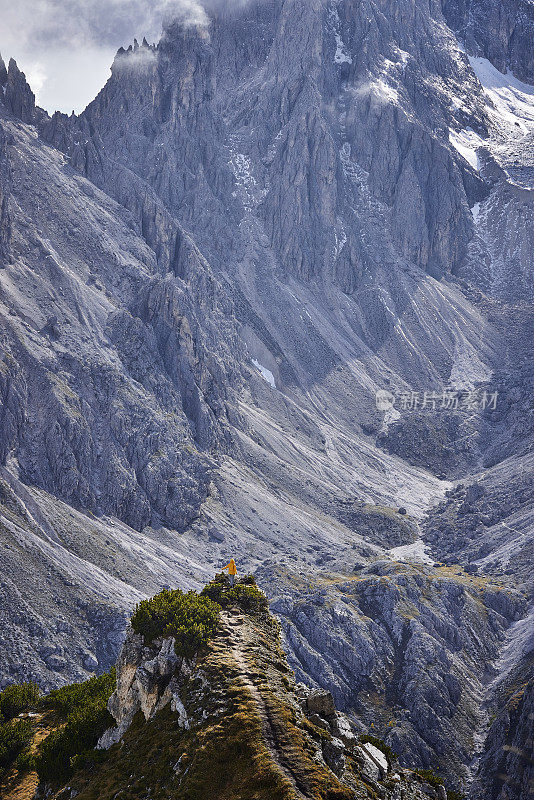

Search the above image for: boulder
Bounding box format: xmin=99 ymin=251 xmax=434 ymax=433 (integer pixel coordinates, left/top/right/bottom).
xmin=309 ymin=713 xmax=330 ymax=732
xmin=322 ymin=736 xmax=346 ymax=775
xmin=306 ymin=689 xmax=335 ymax=718
xmin=331 ymin=712 xmax=356 ymax=747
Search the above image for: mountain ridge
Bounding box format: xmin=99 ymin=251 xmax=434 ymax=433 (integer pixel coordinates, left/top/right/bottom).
xmin=0 ymin=1 xmax=532 ymax=797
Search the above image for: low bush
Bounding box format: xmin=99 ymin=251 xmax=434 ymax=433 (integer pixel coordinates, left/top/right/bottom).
xmin=0 ymin=682 xmax=40 ymax=721
xmin=35 ymin=670 xmax=116 ymax=784
xmin=0 ymin=719 xmax=33 ymax=770
xmin=15 ymin=748 xmax=36 ymax=772
xmin=415 ymin=767 xmax=444 ymax=787
xmin=131 ymin=589 xmax=221 ymax=658
xmin=359 ymin=734 xmax=397 ymax=765
xmin=42 ymin=670 xmax=115 ymax=718
xmin=201 ymin=574 xmax=269 ymax=614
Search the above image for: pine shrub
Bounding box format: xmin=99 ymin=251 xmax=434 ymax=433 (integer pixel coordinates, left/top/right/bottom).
xmin=35 ymin=670 xmax=116 ymax=783
xmin=131 ymin=588 xmax=221 ymax=658
xmin=0 ymin=682 xmax=40 ymax=722
xmin=0 ymin=719 xmax=33 ymax=770
xmin=201 ymin=574 xmax=269 ymax=614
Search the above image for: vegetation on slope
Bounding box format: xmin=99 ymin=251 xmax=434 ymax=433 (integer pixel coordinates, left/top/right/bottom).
xmin=0 ymin=719 xmax=33 ymax=771
xmin=35 ymin=670 xmax=116 ymax=783
xmin=0 ymin=682 xmax=41 ymax=776
xmin=131 ymin=587 xmax=221 ymax=657
xmin=0 ymin=682 xmax=40 ymax=723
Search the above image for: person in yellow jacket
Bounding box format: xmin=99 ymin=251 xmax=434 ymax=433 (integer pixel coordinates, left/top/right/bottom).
xmin=223 ymin=558 xmax=237 ymax=587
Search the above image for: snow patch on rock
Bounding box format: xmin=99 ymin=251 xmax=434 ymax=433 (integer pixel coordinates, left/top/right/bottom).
xmin=469 ymin=56 xmax=534 ymax=135
xmin=252 ymin=358 xmax=276 ymax=389
xmin=389 ymin=539 xmax=436 ymax=565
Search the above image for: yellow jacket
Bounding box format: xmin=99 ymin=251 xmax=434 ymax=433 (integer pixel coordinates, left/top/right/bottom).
xmin=223 ymin=559 xmax=237 ymax=576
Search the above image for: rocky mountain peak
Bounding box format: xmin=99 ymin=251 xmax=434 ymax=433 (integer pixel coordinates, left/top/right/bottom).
xmin=0 ymin=1 xmax=532 ymax=798
xmin=1 ymin=577 xmax=456 ymax=799
xmin=3 ymin=58 xmax=36 ymax=125
xmin=0 ymin=54 xmax=7 ymax=89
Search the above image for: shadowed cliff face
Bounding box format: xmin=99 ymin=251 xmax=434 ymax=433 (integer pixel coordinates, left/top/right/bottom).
xmin=441 ymin=0 xmax=534 ymax=84
xmin=0 ymin=1 xmax=532 ymax=797
xmin=39 ymin=0 xmax=484 ymax=283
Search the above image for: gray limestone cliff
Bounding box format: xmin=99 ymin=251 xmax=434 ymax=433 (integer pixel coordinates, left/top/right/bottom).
xmin=0 ymin=1 xmax=532 ymax=797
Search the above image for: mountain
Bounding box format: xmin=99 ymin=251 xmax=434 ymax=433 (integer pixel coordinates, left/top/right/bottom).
xmin=1 ymin=578 xmax=459 ymax=799
xmin=0 ymin=0 xmax=532 ymax=797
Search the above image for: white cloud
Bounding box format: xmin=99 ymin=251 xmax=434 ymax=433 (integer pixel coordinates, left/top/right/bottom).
xmin=24 ymin=62 xmax=47 ymax=95
xmin=0 ymin=0 xmax=213 ymax=113
xmin=165 ymin=0 xmax=209 ymax=28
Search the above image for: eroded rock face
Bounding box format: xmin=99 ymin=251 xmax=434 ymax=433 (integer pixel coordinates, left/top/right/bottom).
xmin=0 ymin=123 xmax=10 ymax=262
xmin=441 ymin=0 xmax=534 ymax=83
xmin=270 ymin=562 xmax=526 ymax=788
xmin=36 ymin=0 xmax=482 ymax=285
xmin=471 ymin=652 xmax=534 ymax=800
xmin=0 ymin=1 xmax=532 ymax=797
xmin=98 ymin=627 xmax=192 ymax=749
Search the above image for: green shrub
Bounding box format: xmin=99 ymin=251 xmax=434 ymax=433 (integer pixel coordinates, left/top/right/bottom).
xmin=36 ymin=698 xmax=113 ymax=783
xmin=201 ymin=574 xmax=269 ymax=614
xmin=447 ymin=791 xmax=466 ymax=800
xmin=415 ymin=768 xmax=444 ymax=787
xmin=42 ymin=670 xmax=115 ymax=718
xmin=0 ymin=682 xmax=40 ymax=722
xmin=359 ymin=734 xmax=397 ymax=765
xmin=131 ymin=589 xmax=221 ymax=658
xmin=35 ymin=669 xmax=116 ymax=784
xmin=15 ymin=748 xmax=36 ymax=772
xmin=0 ymin=719 xmax=33 ymax=770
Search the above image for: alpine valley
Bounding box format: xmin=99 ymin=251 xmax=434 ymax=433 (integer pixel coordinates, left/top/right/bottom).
xmin=0 ymin=1 xmax=532 ymax=798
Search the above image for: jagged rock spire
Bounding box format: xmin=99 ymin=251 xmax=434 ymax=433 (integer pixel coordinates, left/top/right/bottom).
xmin=0 ymin=53 xmax=7 ymax=89
xmin=1 ymin=58 xmax=36 ymax=124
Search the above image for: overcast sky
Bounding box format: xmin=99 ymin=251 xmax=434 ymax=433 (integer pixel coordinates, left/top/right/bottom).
xmin=0 ymin=1 xmax=210 ymax=114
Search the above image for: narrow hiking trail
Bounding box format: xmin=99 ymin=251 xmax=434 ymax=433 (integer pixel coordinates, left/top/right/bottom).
xmin=219 ymin=611 xmax=311 ymax=800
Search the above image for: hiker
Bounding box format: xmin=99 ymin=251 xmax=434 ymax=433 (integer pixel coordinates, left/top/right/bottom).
xmin=223 ymin=558 xmax=237 ymax=586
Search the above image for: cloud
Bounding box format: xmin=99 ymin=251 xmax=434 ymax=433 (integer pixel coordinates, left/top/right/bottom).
xmin=0 ymin=0 xmax=214 ymax=113
xmin=164 ymin=1 xmax=209 ymax=28
xmin=24 ymin=62 xmax=47 ymax=95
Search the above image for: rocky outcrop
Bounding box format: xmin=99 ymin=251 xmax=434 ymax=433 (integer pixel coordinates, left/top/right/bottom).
xmin=441 ymin=0 xmax=534 ymax=83
xmin=2 ymin=58 xmax=37 ymax=125
xmin=0 ymin=339 xmax=26 ymax=463
xmin=89 ymin=597 xmax=445 ymax=800
xmin=98 ymin=628 xmax=192 ymax=749
xmin=0 ymin=122 xmax=10 ymax=262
